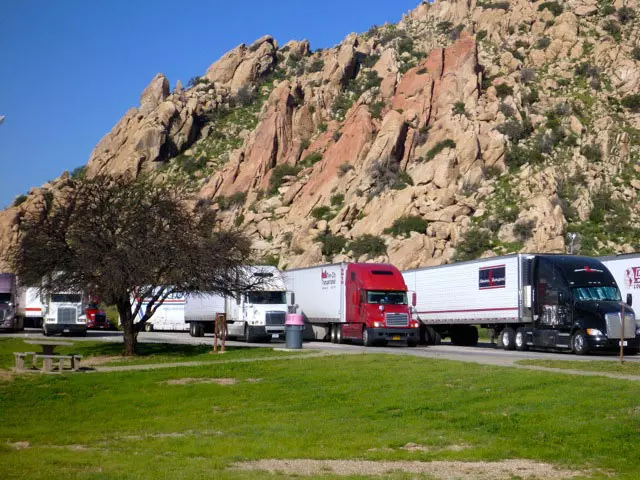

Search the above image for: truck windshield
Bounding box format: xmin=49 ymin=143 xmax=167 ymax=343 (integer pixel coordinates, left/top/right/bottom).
xmin=366 ymin=291 xmax=407 ymax=305
xmin=0 ymin=293 xmax=11 ymax=303
xmin=572 ymin=286 xmax=621 ymax=302
xmin=51 ymin=294 xmax=82 ymax=303
xmin=247 ymin=291 xmax=286 ymax=304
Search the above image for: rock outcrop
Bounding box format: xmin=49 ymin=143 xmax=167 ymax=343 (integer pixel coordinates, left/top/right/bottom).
xmin=3 ymin=0 xmax=640 ymax=272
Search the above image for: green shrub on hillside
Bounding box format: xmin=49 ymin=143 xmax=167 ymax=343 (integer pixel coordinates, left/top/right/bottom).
xmin=384 ymin=215 xmax=428 ymax=237
xmin=621 ymin=94 xmax=640 ymax=111
xmin=268 ymin=164 xmax=301 ymax=196
xmin=330 ymin=194 xmax=344 ymax=208
xmin=311 ymin=206 xmax=335 ymax=221
xmin=495 ymin=84 xmax=514 ymax=99
xmin=337 ymin=163 xmax=355 ymax=177
xmin=348 ymin=234 xmax=387 ymax=258
xmin=300 ymin=152 xmax=323 ymax=168
xmin=538 ymin=1 xmax=563 ymax=15
xmin=454 ymin=227 xmax=493 ymax=262
xmin=316 ymin=232 xmax=347 ymax=258
xmin=423 ymin=139 xmax=456 ymax=161
xmin=13 ymin=195 xmax=27 ymax=207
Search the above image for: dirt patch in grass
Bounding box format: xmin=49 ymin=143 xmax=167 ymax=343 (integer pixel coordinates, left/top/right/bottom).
xmin=164 ymin=377 xmax=238 ymax=386
xmin=368 ymin=443 xmax=469 ymax=453
xmin=0 ymin=369 xmax=15 ymax=382
xmin=7 ymin=441 xmax=30 ymax=450
xmin=232 ymin=459 xmax=587 ymax=479
xmin=82 ymin=356 xmax=125 ymax=367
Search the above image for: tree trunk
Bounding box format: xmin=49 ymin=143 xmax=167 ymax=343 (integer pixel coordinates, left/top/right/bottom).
xmin=116 ymin=300 xmax=138 ymax=357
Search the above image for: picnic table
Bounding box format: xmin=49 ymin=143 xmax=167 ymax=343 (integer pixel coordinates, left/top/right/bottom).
xmin=24 ymin=340 xmax=73 ymax=355
xmin=16 ymin=340 xmax=82 ymax=372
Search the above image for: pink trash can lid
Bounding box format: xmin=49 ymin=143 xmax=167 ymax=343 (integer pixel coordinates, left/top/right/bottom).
xmin=285 ymin=313 xmax=305 ymax=326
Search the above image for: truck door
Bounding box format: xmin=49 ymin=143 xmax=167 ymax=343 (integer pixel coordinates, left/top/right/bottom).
xmin=345 ymin=268 xmax=360 ymax=323
xmin=533 ymin=258 xmax=572 ymax=348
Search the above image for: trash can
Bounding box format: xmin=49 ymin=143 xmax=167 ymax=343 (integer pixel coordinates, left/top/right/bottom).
xmin=285 ymin=314 xmax=305 ymax=349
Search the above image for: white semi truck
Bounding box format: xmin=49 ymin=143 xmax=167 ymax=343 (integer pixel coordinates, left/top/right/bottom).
xmin=186 ymin=266 xmax=290 ymax=342
xmin=42 ymin=290 xmax=87 ymax=336
xmin=402 ymin=254 xmax=638 ymax=354
xmin=139 ymin=293 xmax=189 ymax=332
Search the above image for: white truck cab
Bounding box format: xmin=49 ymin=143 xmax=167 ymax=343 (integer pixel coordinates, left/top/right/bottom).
xmin=43 ymin=291 xmax=87 ymax=336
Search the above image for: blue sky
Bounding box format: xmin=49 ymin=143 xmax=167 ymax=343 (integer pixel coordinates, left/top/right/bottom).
xmin=0 ymin=0 xmax=419 ymax=208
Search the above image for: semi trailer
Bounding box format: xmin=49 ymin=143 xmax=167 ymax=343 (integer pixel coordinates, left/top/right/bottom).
xmin=402 ymin=254 xmax=638 ymax=354
xmin=0 ymin=274 xmax=24 ymax=332
xmin=18 ymin=287 xmax=45 ymax=328
xmin=599 ymin=253 xmax=640 ymax=338
xmin=283 ymin=263 xmax=419 ymax=346
xmin=186 ymin=266 xmax=289 ymax=342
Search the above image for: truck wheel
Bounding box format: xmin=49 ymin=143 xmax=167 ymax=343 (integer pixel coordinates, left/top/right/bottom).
xmin=244 ymin=324 xmax=257 ymax=343
xmin=624 ymin=347 xmax=639 ymax=356
xmin=144 ymin=323 xmax=154 ymax=333
xmin=407 ymin=338 xmax=418 ymax=347
xmin=43 ymin=325 xmax=51 ymax=337
xmin=571 ymin=330 xmax=589 ymax=355
xmin=330 ymin=324 xmax=337 ymax=343
xmin=501 ymin=327 xmax=516 ymax=350
xmin=335 ymin=324 xmax=344 ymax=344
xmin=189 ymin=322 xmax=195 ymax=337
xmin=426 ymin=327 xmax=442 ymax=345
xmin=515 ymin=328 xmax=528 ymax=351
xmin=362 ymin=327 xmax=374 ymax=347
xmin=450 ymin=327 xmax=462 ymax=346
xmin=195 ymin=322 xmax=205 ymax=338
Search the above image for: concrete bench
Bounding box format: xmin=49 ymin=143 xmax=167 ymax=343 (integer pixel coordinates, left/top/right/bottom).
xmin=13 ymin=352 xmax=37 ymax=370
xmin=35 ymin=354 xmax=79 ymax=373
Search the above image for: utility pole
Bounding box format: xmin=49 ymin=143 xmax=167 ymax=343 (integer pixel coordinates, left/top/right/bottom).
xmin=567 ymin=233 xmax=577 ymax=255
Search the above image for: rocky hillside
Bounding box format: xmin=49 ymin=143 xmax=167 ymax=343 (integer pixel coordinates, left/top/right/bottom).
xmin=2 ymin=0 xmax=640 ymax=271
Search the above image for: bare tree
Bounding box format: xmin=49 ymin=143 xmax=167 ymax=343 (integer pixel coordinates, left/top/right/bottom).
xmin=10 ymin=174 xmax=260 ymax=355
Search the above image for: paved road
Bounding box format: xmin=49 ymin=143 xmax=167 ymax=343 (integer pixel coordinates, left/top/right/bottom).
xmin=12 ymin=328 xmax=640 ymax=369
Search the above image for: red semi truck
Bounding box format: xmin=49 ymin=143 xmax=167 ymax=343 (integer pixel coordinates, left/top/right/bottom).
xmin=283 ymin=263 xmax=419 ymax=346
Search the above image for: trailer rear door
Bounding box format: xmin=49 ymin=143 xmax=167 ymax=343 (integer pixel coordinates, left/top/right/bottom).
xmin=284 ymin=264 xmax=345 ymax=323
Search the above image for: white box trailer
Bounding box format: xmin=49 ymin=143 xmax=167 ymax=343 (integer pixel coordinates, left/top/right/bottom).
xmin=185 ymin=266 xmax=289 ymax=342
xmin=17 ymin=287 xmax=45 ymax=328
xmin=138 ymin=294 xmax=188 ymax=332
xmin=599 ymin=253 xmax=640 ymax=333
xmin=403 ymin=254 xmax=638 ymax=355
xmin=0 ymin=273 xmax=23 ymax=331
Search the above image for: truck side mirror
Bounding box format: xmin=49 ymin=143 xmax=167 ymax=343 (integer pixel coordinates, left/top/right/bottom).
xmin=289 ymin=292 xmax=295 ymax=306
xmin=412 ymin=292 xmax=417 ymax=307
xmin=627 ymin=294 xmax=633 ymax=307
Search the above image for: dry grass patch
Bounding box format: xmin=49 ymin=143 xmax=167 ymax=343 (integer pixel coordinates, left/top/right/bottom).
xmin=368 ymin=443 xmax=469 ymax=453
xmin=232 ymin=459 xmax=587 ymax=479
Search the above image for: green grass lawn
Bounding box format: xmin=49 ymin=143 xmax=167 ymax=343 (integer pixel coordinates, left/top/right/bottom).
xmin=0 ymin=338 xmax=304 ymax=370
xmin=1 ymin=353 xmax=639 ymax=479
xmin=517 ymin=359 xmax=640 ymax=376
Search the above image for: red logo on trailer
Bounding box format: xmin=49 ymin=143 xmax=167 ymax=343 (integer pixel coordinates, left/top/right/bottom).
xmin=625 ymin=267 xmax=640 ymax=289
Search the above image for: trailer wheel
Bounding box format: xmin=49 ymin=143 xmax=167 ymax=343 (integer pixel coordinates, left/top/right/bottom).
xmin=426 ymin=327 xmax=442 ymax=345
xmin=571 ymin=330 xmax=589 ymax=355
xmin=335 ymin=324 xmax=344 ymax=344
xmin=362 ymin=327 xmax=374 ymax=347
xmin=501 ymin=327 xmax=516 ymax=350
xmin=330 ymin=324 xmax=337 ymax=343
xmin=515 ymin=328 xmax=528 ymax=351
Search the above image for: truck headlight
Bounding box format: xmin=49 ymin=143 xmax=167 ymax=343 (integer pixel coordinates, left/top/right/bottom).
xmin=586 ymin=328 xmax=603 ymax=336
xmin=373 ymin=321 xmax=383 ymax=328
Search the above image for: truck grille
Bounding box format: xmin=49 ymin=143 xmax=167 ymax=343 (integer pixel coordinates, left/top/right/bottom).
xmin=605 ymin=313 xmax=636 ymax=339
xmin=0 ymin=310 xmax=5 ymax=321
xmin=386 ymin=312 xmax=409 ymax=327
xmin=265 ymin=311 xmax=286 ymax=326
xmin=57 ymin=307 xmax=77 ymax=324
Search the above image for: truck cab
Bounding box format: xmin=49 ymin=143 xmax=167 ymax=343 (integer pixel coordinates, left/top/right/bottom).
xmin=43 ymin=291 xmax=87 ymax=336
xmin=227 ymin=268 xmax=289 ymax=342
xmin=524 ymin=255 xmax=638 ymax=354
xmin=344 ymin=263 xmax=418 ymax=346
